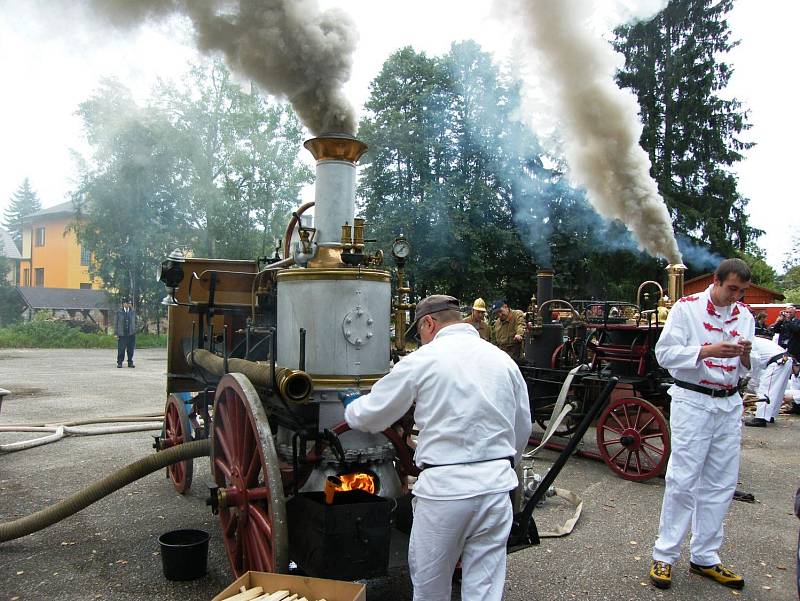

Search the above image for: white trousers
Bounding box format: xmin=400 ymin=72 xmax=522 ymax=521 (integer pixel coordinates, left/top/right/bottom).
xmin=652 ymin=400 xmax=741 ymax=566
xmin=409 ymin=492 xmax=511 ymax=601
xmin=755 ymin=359 xmax=793 ymax=421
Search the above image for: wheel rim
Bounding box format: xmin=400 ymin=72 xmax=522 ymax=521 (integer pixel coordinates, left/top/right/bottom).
xmin=211 ymin=373 xmax=288 ymax=576
xmin=164 ymin=394 xmax=193 ymax=493
xmin=596 ymin=396 xmax=670 ymax=482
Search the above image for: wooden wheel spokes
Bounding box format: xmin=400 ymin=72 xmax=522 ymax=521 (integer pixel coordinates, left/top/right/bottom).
xmin=596 ymin=397 xmax=670 ymax=482
xmin=211 ymin=373 xmax=288 ymax=577
xmin=163 ymin=394 xmax=193 ymax=493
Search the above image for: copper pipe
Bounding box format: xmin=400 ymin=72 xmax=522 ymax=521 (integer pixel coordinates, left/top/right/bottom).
xmin=283 ymin=201 xmax=315 ymax=259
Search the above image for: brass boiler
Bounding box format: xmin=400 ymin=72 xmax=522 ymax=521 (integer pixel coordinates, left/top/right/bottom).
xmin=664 ymin=263 xmax=687 ymax=307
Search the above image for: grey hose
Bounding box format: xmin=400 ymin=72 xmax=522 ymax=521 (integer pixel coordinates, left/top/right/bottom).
xmin=0 ymin=439 xmax=210 ymax=542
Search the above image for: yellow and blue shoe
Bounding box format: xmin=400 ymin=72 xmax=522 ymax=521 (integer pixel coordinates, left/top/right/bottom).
xmin=649 ymin=560 xmax=672 ymax=589
xmin=689 ymin=562 xmax=745 ymax=589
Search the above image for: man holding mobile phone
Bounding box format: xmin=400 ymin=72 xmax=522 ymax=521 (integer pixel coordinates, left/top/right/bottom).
xmin=649 ymin=259 xmax=754 ymax=591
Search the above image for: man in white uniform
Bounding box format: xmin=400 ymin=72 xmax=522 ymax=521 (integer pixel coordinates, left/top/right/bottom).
xmin=649 ymin=259 xmax=754 ymax=590
xmin=744 ymin=336 xmax=792 ymax=426
xmin=341 ymin=294 xmax=531 ymax=601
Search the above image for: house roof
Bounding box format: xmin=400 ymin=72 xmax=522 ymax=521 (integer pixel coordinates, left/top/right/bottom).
xmin=22 ymin=201 xmax=75 ymax=223
xmin=684 ymin=273 xmax=785 ymax=301
xmin=0 ymin=228 xmax=21 ymax=260
xmin=15 ymin=287 xmax=112 ymax=311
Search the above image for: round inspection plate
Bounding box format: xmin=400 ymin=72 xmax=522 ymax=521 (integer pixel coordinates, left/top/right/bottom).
xmin=342 ymin=306 xmax=375 ymax=347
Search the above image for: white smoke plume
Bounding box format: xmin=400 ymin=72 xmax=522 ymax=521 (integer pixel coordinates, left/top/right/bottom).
xmin=503 ymin=0 xmax=682 ymax=263
xmin=85 ymin=0 xmax=359 ymax=135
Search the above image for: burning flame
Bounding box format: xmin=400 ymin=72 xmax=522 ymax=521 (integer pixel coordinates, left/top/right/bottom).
xmin=335 ymin=472 xmax=375 ymax=494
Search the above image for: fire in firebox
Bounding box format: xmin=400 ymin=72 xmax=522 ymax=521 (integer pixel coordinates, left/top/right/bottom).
xmin=335 ymin=472 xmax=376 ymax=495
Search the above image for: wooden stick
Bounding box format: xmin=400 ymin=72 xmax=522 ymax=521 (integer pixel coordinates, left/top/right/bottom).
xmin=220 ymin=587 xmax=265 ymax=601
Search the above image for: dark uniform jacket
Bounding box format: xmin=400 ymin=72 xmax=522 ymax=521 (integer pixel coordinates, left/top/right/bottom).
xmin=115 ymin=308 xmax=137 ymax=337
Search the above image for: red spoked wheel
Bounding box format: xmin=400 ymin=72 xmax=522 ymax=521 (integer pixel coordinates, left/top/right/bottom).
xmin=596 ymin=397 xmax=670 ymax=482
xmin=211 ymin=373 xmax=288 ymax=576
xmin=163 ymin=394 xmax=193 ymax=493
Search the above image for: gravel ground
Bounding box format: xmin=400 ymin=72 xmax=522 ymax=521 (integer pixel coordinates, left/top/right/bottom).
xmin=1 ymin=348 xmax=798 ymax=600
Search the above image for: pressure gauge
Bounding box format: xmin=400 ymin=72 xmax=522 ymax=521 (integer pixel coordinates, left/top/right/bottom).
xmin=391 ymin=236 xmax=411 ymax=260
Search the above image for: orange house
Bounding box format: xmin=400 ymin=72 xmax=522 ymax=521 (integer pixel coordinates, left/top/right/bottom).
xmin=17 ymin=201 xmax=102 ymax=290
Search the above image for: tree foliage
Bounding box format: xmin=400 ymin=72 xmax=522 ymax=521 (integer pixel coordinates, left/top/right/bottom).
xmin=358 ymin=43 xmax=672 ymax=307
xmin=72 ymin=61 xmax=312 ymax=321
xmin=613 ymin=0 xmax=761 ymax=256
xmin=3 ymin=178 xmax=42 ymax=250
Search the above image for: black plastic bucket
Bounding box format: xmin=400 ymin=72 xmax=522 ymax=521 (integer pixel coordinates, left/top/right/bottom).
xmin=158 ymin=529 xmax=210 ymax=581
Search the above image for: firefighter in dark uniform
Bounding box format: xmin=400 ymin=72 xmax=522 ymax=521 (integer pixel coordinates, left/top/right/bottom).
xmin=463 ymin=298 xmax=491 ymax=341
xmin=491 ymin=300 xmax=526 ymax=361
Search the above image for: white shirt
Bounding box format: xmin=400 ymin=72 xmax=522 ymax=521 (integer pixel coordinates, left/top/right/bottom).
xmin=655 ymin=284 xmax=754 ymax=413
xmin=747 ymin=336 xmax=785 ymax=388
xmin=345 ymin=323 xmax=531 ymax=500
xmin=787 ymin=373 xmax=800 ymax=403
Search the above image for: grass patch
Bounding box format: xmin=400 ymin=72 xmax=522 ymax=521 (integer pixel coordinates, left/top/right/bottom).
xmin=0 ymin=320 xmax=167 ymax=349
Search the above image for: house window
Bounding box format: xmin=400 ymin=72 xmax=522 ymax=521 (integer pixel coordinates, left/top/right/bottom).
xmin=80 ymin=246 xmax=91 ymax=266
xmin=34 ymin=268 xmax=44 ymax=287
xmin=35 ymin=227 xmax=46 ymax=247
xmin=23 ymin=268 xmax=30 ymax=287
xmin=80 ymin=283 xmax=92 ymax=290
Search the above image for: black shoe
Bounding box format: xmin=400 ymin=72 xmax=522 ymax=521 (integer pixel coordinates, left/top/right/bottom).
xmin=128 ymin=363 xmax=135 ymax=368
xmin=117 ymin=363 xmax=123 ymax=368
xmin=744 ymin=417 xmax=766 ymax=427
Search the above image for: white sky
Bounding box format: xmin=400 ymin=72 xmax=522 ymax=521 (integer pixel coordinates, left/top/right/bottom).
xmin=0 ymin=0 xmax=795 ymax=270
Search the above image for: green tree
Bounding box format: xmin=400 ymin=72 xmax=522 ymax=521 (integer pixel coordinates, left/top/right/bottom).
xmin=0 ymin=256 xmax=22 ymax=326
xmin=3 ymin=178 xmax=42 ymax=250
xmin=154 ymin=61 xmax=312 ymax=259
xmin=71 ymin=79 xmax=190 ymax=323
xmin=613 ymin=0 xmax=761 ymax=256
xmin=358 ymin=43 xmax=669 ymax=306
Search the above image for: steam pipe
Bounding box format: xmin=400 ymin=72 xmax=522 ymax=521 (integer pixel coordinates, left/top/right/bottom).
xmin=0 ymin=439 xmax=210 ymax=543
xmin=282 ymin=201 xmax=315 ymax=259
xmin=538 ymin=299 xmax=580 ymax=321
xmin=636 ymin=281 xmax=664 ymax=309
xmin=186 ymin=348 xmax=313 ymax=404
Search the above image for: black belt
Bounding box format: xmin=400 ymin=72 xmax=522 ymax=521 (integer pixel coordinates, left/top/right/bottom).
xmin=673 ymin=379 xmax=738 ymax=398
xmin=421 ymin=456 xmax=514 ymax=471
xmin=766 ymin=352 xmax=788 ymax=367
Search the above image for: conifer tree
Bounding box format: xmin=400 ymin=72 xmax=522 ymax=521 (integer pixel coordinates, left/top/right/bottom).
xmin=3 ymin=178 xmax=42 ymax=250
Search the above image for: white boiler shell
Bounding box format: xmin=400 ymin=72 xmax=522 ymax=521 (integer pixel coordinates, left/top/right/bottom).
xmin=276 ymin=269 xmax=391 ymax=377
xmin=313 ymin=159 xmax=356 ymax=247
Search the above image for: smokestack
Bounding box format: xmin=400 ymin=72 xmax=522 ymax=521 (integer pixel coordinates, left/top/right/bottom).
xmin=536 ymin=268 xmax=554 ymax=324
xmin=303 ymin=134 xmax=368 ymax=249
xmin=665 ymin=263 xmax=686 ymax=306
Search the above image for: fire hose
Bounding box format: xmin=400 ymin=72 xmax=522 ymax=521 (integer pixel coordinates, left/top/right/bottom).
xmin=0 ymin=439 xmax=210 ymax=543
xmin=0 ymin=413 xmax=164 ymax=453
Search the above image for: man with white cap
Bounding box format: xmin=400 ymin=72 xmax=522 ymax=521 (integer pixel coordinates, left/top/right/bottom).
xmin=340 ymin=294 xmax=531 ymax=601
xmin=744 ymin=335 xmax=792 ymax=427
xmin=462 ymin=297 xmax=491 ymax=341
xmin=649 ymin=258 xmax=754 ymax=591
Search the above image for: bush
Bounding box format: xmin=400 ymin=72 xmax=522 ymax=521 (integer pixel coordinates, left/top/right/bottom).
xmin=0 ymin=319 xmax=167 ymax=349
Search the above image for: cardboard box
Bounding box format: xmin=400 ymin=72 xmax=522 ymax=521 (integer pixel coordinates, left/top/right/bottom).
xmin=211 ymin=571 xmax=366 ymax=601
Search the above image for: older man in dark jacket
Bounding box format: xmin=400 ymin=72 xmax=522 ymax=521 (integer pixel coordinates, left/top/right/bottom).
xmin=115 ymin=299 xmax=137 ymax=368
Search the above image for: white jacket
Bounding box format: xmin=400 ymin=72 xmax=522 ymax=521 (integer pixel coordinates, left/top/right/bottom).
xmin=748 ymin=336 xmax=786 ymax=390
xmin=345 ymin=323 xmax=531 ymax=499
xmin=655 ymin=284 xmax=754 ymax=412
